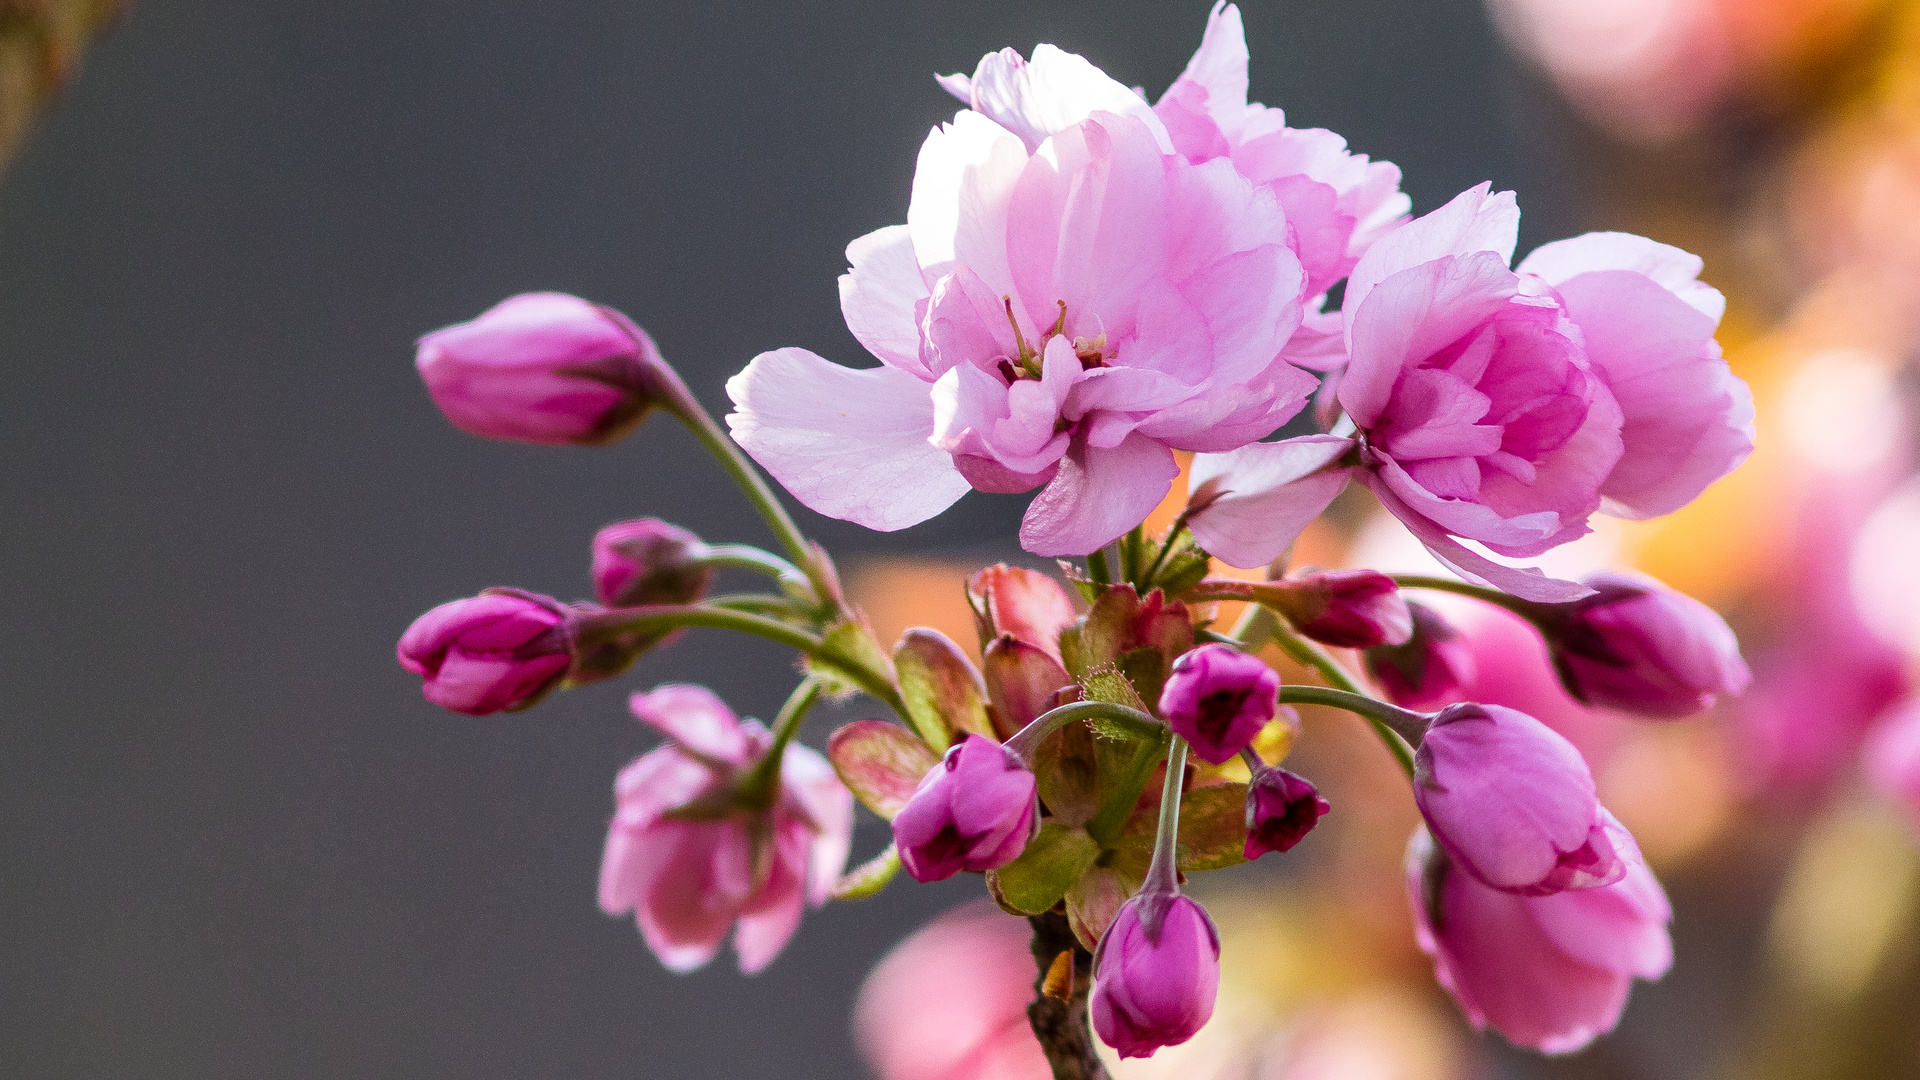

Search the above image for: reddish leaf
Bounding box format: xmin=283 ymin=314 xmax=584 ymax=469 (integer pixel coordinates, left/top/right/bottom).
xmin=826 ymin=720 xmax=938 ymax=821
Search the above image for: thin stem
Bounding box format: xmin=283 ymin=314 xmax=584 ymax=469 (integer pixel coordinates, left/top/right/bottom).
xmin=1271 ymin=624 xmax=1365 ymax=696
xmin=1391 ymin=573 xmax=1546 ymax=620
xmin=1143 ymin=736 xmax=1190 ymax=894
xmin=1278 ymin=684 xmax=1421 ymax=777
xmin=1087 ymin=547 xmax=1112 ymax=586
xmin=702 ymin=593 xmax=819 ymax=619
xmin=648 ymin=364 xmax=837 ymax=606
xmin=735 ymin=678 xmax=824 ymax=809
xmin=698 ymin=543 xmax=812 ymax=593
xmin=1003 ymin=700 xmax=1164 ymax=763
xmin=1140 ymin=520 xmax=1186 ymax=588
xmin=1230 ymin=602 xmax=1278 ymax=651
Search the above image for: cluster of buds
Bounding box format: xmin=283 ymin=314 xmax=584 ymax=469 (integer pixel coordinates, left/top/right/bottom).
xmin=388 ymin=3 xmax=1758 ymax=1074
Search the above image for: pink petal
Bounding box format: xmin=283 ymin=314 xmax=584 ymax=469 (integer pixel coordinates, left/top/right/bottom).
xmin=1531 ymin=858 xmax=1673 ymax=980
xmin=1517 ymin=232 xmax=1725 ymax=322
xmin=1367 ymin=473 xmax=1594 ymax=603
xmin=1344 ymin=183 xmax=1520 ymax=354
xmin=963 ymin=44 xmax=1172 ymax=155
xmin=909 ymin=109 xmax=1030 ymax=289
xmin=727 ymin=348 xmax=970 ymax=532
xmin=1340 ymin=250 xmax=1519 ymax=429
xmin=627 ymin=684 xmax=749 ymax=764
xmin=780 ymin=742 xmax=855 ymax=905
xmin=1553 ymin=271 xmax=1753 ymax=520
xmin=1186 ymin=435 xmax=1355 ymax=568
xmin=840 ymin=224 xmax=933 ymax=378
xmin=1020 ymin=433 xmax=1181 ymax=556
xmin=1168 ymin=2 xmax=1251 ymax=133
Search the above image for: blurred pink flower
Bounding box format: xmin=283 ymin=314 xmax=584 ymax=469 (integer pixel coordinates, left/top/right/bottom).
xmin=1244 ymin=765 xmax=1330 ymax=859
xmin=598 ymin=685 xmax=852 ymax=974
xmin=855 ymin=904 xmax=1050 ymax=1080
xmin=730 ymin=62 xmax=1320 ymax=555
xmin=415 ymin=292 xmax=663 ymax=446
xmin=1408 ymin=827 xmax=1672 ymax=1054
xmin=1414 ymin=703 xmax=1629 ymax=895
xmin=1866 ymin=699 xmax=1920 ymax=828
xmin=590 ymin=518 xmax=713 ymax=609
xmin=1365 ymin=600 xmax=1479 ymax=713
xmin=1309 ymin=187 xmax=1752 ymax=600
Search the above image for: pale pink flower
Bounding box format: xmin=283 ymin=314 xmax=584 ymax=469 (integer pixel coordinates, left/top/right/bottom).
xmin=1549 ymin=570 xmax=1750 ymax=717
xmin=598 ymin=685 xmax=852 ymax=974
xmin=397 ymin=588 xmax=575 ymax=716
xmin=1408 ymin=827 xmax=1672 ymax=1055
xmin=729 ymin=97 xmax=1316 ymax=557
xmin=1217 ymin=185 xmax=1752 ymax=598
xmin=1866 ymin=700 xmax=1920 ymax=829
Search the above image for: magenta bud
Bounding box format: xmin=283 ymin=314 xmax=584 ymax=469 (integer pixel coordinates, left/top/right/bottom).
xmin=891 ymin=735 xmax=1038 ymax=883
xmin=1158 ymin=644 xmax=1280 ymax=765
xmin=1414 ymin=703 xmax=1629 ymax=896
xmin=1090 ymin=892 xmax=1221 ymax=1059
xmin=591 ymin=518 xmax=714 ymax=608
xmin=1260 ymin=570 xmax=1412 ymax=649
xmin=1243 ymin=766 xmax=1329 ymax=860
xmin=1547 ymin=572 xmax=1751 ymax=718
xmin=415 ymin=292 xmax=667 ymax=446
xmin=1364 ymin=601 xmax=1476 ymax=709
xmin=396 ymin=587 xmax=573 ymax=715
xmin=1407 ymin=828 xmax=1672 ymax=1055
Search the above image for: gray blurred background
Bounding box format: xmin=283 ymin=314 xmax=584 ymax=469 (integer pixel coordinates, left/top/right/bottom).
xmin=0 ymin=2 xmax=1571 ymax=1076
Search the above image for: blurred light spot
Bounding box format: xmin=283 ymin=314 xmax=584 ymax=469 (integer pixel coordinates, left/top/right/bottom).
xmin=1850 ymin=476 xmax=1920 ymax=657
xmin=1782 ymin=349 xmax=1902 ymax=475
xmin=1767 ymin=802 xmax=1920 ymax=1002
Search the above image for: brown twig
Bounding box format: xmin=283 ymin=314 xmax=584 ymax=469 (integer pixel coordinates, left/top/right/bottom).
xmin=1026 ymin=911 xmax=1110 ymax=1080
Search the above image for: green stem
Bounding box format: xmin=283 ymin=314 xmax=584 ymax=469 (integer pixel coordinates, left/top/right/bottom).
xmin=1086 ymin=730 xmax=1171 ymax=848
xmin=1278 ymin=683 xmax=1421 ymax=778
xmin=1087 ymin=547 xmax=1113 ymax=586
xmin=736 ymin=678 xmax=824 ymax=809
xmin=1391 ymin=574 xmax=1547 ymax=620
xmin=650 ymin=364 xmax=836 ymax=606
xmin=1002 ymin=700 xmax=1164 ymax=762
xmin=703 ymin=593 xmax=820 ymax=619
xmin=1139 ymin=520 xmax=1186 ymax=589
xmin=1230 ymin=602 xmax=1279 ymax=651
xmin=699 ymin=544 xmax=812 ymax=593
xmin=575 ymin=604 xmax=902 ymax=714
xmin=1143 ymin=736 xmax=1190 ymax=894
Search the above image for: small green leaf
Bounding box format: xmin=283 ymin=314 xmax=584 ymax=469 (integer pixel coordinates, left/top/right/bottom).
xmin=831 ymin=844 xmax=902 ymax=901
xmin=894 ymin=627 xmax=992 ymax=750
xmin=826 ymin=720 xmax=938 ymax=821
xmin=1031 ymin=719 xmax=1101 ymax=827
xmin=1118 ymin=782 xmax=1251 ymax=872
xmin=1153 ymin=541 xmax=1213 ymax=600
xmin=989 ymin=822 xmax=1100 ymax=914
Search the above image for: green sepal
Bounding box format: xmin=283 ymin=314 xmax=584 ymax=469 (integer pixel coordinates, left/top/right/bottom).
xmin=1117 ymin=782 xmax=1251 ymax=873
xmin=809 ymin=618 xmax=896 ymax=701
xmin=826 ymin=720 xmax=938 ymax=821
xmin=987 ymin=821 xmax=1100 ymax=914
xmin=831 ymin=844 xmax=902 ymax=901
xmin=893 ymin=627 xmax=992 ymax=752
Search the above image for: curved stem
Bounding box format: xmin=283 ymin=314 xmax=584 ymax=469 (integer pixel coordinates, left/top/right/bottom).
xmin=735 ymin=678 xmax=824 ymax=809
xmin=1086 ymin=731 xmax=1171 ymax=848
xmin=1003 ymin=700 xmax=1164 ymax=763
xmin=1391 ymin=573 xmax=1547 ymax=620
xmin=702 ymin=593 xmax=819 ymax=619
xmin=1142 ymin=736 xmax=1190 ymax=894
xmin=699 ymin=544 xmax=812 ymax=593
xmin=1278 ymin=684 xmax=1421 ymax=777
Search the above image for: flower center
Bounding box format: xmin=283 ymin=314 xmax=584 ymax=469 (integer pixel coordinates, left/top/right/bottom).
xmin=993 ymin=296 xmax=1114 ymax=385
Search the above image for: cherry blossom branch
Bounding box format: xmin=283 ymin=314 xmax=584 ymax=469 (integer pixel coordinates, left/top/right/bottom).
xmin=1026 ymin=910 xmax=1110 ymax=1080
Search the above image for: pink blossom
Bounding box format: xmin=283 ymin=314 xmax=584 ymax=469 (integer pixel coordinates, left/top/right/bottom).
xmin=396 ymin=588 xmax=574 ymax=715
xmin=1257 ymin=569 xmax=1412 ymax=649
xmin=1548 ymin=570 xmax=1750 ymax=717
xmin=1414 ymin=703 xmax=1628 ymax=895
xmin=1150 ymin=3 xmax=1410 ymax=297
xmin=1283 ymin=186 xmax=1752 ymax=600
xmin=893 ymin=735 xmax=1039 ymax=883
xmin=598 ymin=685 xmax=852 ymax=974
xmin=1243 ymin=766 xmax=1329 ymax=859
xmin=1090 ymin=892 xmax=1221 ymax=1058
xmin=728 ymin=103 xmax=1315 ymax=555
xmin=1159 ymin=643 xmax=1281 ymax=765
xmin=415 ymin=293 xmax=663 ymax=446
xmin=1408 ymin=827 xmax=1672 ymax=1055
xmin=1866 ymin=700 xmax=1920 ymax=828
xmin=1183 ymin=435 xmax=1356 ymax=569
xmin=855 ymin=903 xmax=1050 ymax=1080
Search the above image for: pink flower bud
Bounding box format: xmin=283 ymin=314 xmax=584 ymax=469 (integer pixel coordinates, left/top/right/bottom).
xmin=1407 ymin=827 xmax=1671 ymax=1055
xmin=892 ymin=735 xmax=1038 ymax=883
xmin=1548 ymin=571 xmax=1751 ymax=718
xmin=415 ymin=292 xmax=666 ymax=446
xmin=1259 ymin=570 xmax=1412 ymax=649
xmin=396 ymin=588 xmax=573 ymax=715
xmin=1414 ymin=703 xmax=1627 ymax=895
xmin=1090 ymin=892 xmax=1221 ymax=1059
xmin=599 ymin=685 xmax=853 ymax=974
xmin=1158 ymin=643 xmax=1280 ymax=765
xmin=1244 ymin=766 xmax=1330 ymax=860
xmin=967 ymin=564 xmax=1077 ymax=662
xmin=1364 ymin=601 xmax=1476 ymax=709
xmin=591 ymin=518 xmax=714 ymax=608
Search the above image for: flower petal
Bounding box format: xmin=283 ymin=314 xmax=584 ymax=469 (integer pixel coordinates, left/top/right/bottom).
xmin=1344 ymin=183 xmax=1519 ymax=353
xmin=1186 ymin=435 xmax=1355 ymax=568
xmin=840 ymin=224 xmax=933 ymax=378
xmin=727 ymin=348 xmax=970 ymax=532
xmin=1367 ymin=473 xmax=1594 ymax=603
xmin=1020 ymin=433 xmax=1181 ymax=556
